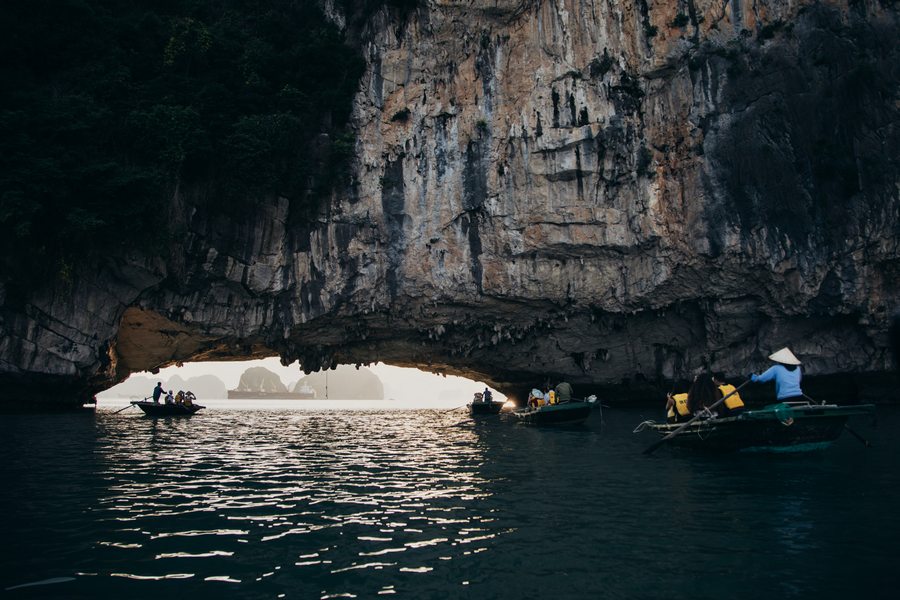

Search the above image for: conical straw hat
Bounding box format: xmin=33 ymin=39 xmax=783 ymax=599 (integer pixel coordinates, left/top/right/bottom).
xmin=768 ymin=347 xmax=801 ymax=365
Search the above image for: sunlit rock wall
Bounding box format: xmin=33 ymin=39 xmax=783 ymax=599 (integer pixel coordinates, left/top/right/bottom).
xmin=1 ymin=0 xmax=898 ymax=405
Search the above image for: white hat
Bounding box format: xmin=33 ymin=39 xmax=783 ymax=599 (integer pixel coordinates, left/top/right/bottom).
xmin=768 ymin=347 xmax=801 ymax=365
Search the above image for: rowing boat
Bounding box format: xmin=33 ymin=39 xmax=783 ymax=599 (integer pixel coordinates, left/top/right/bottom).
xmin=468 ymin=401 xmax=505 ymax=416
xmin=513 ymin=401 xmax=592 ymax=425
xmin=131 ymin=401 xmax=205 ymax=416
xmin=636 ymin=401 xmax=874 ymax=452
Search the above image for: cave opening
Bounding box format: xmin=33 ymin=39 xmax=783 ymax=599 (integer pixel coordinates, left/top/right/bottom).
xmin=98 ymin=358 xmax=507 ymax=410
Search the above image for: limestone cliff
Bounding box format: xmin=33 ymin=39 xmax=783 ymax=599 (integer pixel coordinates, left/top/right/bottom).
xmin=1 ymin=0 xmax=898 ymax=406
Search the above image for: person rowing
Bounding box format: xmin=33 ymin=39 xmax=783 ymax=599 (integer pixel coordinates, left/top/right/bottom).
xmin=152 ymin=382 xmax=166 ymax=404
xmin=748 ymin=347 xmax=803 ymax=403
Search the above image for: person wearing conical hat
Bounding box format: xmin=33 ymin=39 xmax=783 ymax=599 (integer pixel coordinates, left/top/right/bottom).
xmin=748 ymin=347 xmax=804 ymax=402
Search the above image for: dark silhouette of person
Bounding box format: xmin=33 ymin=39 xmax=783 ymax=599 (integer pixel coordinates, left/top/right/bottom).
xmin=687 ymin=373 xmax=722 ymax=416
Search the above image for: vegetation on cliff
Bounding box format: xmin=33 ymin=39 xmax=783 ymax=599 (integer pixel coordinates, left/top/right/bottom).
xmin=0 ymin=0 xmax=366 ymax=299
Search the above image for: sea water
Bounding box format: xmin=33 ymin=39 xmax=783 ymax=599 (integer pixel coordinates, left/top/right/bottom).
xmin=1 ymin=401 xmax=898 ymax=599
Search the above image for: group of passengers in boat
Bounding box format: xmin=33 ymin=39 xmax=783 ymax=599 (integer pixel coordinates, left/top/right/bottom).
xmin=151 ymin=382 xmax=195 ymax=407
xmin=666 ymin=373 xmax=744 ymax=423
xmin=527 ymin=380 xmax=573 ymax=408
xmin=665 ymin=347 xmax=804 ymax=423
xmin=472 ymin=388 xmax=494 ymax=403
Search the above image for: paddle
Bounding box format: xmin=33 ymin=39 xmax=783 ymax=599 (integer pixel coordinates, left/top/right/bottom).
xmin=111 ymin=397 xmax=147 ymax=414
xmin=802 ymin=393 xmax=871 ymax=447
xmin=842 ymin=424 xmax=872 ymax=447
xmin=643 ymin=380 xmax=751 ymax=455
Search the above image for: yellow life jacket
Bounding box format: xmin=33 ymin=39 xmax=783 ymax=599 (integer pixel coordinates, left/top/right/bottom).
xmin=718 ymin=384 xmax=744 ymax=410
xmin=666 ymin=393 xmax=690 ymax=419
xmin=549 ymin=390 xmax=556 ymax=404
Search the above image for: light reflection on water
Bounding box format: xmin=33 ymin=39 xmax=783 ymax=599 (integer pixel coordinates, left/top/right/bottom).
xmin=1 ymin=405 xmax=899 ymax=598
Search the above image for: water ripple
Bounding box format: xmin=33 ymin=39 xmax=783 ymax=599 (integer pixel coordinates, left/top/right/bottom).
xmin=2 ymin=406 xmax=898 ymax=598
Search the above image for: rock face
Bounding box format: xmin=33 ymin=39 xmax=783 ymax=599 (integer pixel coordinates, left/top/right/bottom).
xmin=1 ymin=0 xmax=898 ymax=406
xmin=294 ymin=365 xmax=385 ymax=400
xmin=235 ymin=367 xmax=290 ymax=394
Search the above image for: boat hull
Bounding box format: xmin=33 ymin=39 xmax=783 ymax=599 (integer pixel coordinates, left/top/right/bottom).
xmin=468 ymin=401 xmax=504 ymax=416
xmin=645 ymin=403 xmax=874 ymax=452
xmin=132 ymin=401 xmax=204 ymax=416
xmin=514 ymin=401 xmax=592 ymax=425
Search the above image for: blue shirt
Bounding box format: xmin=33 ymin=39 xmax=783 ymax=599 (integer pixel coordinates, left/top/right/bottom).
xmin=752 ymin=365 xmax=803 ymax=400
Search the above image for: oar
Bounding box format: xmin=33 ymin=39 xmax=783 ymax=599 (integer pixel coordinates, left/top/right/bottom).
xmin=802 ymin=393 xmax=871 ymax=447
xmin=643 ymin=380 xmax=751 ymax=455
xmin=111 ymin=398 xmax=147 ymax=414
xmin=842 ymin=424 xmax=872 ymax=447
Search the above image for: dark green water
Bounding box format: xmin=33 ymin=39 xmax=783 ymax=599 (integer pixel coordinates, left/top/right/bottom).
xmin=2 ymin=404 xmax=898 ymax=599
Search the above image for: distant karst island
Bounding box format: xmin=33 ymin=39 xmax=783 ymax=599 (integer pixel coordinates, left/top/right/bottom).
xmin=227 ymin=366 xmax=317 ymax=399
xmin=228 ymin=365 xmax=384 ymax=400
xmin=98 ymin=373 xmax=227 ymax=400
xmin=99 ymin=364 xmax=385 ymax=401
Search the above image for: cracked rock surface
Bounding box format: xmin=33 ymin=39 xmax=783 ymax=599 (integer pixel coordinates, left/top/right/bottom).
xmin=1 ymin=0 xmax=898 ymax=406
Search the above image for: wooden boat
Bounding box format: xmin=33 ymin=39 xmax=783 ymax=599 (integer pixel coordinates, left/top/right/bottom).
xmin=513 ymin=401 xmax=592 ymax=426
xmin=637 ymin=401 xmax=874 ymax=452
xmin=131 ymin=401 xmax=205 ymax=416
xmin=467 ymin=401 xmax=505 ymax=416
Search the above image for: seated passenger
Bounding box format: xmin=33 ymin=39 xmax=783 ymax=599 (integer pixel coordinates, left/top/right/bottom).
xmin=555 ymin=381 xmax=573 ymax=404
xmin=665 ymin=392 xmax=690 ymax=423
xmin=164 ymin=390 xmax=174 ymax=405
xmin=666 ymin=374 xmax=723 ymax=422
xmin=174 ymin=391 xmax=184 ymax=405
xmin=529 ymin=388 xmax=544 ymax=408
xmin=713 ymin=373 xmax=745 ymax=415
xmin=688 ymin=373 xmax=722 ymax=417
xmin=183 ymin=392 xmax=194 ymax=407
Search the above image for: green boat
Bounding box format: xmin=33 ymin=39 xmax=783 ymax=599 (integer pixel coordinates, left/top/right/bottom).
xmin=468 ymin=401 xmax=505 ymax=416
xmin=514 ymin=401 xmax=592 ymax=426
xmin=637 ymin=402 xmax=875 ymax=452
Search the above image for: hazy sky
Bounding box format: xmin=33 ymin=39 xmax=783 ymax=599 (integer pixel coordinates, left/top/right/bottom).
xmin=129 ymin=358 xmax=505 ymax=404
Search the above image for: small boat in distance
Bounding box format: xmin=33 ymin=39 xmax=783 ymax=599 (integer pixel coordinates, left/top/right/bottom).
xmin=636 ymin=401 xmax=874 ymax=452
xmin=468 ymin=401 xmax=505 ymax=416
xmin=131 ymin=401 xmax=205 ymax=416
xmin=514 ymin=401 xmax=592 ymax=426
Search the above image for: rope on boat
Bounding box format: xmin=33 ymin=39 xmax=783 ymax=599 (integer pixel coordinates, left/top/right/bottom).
xmin=694 ymin=424 xmax=713 ymax=441
xmin=633 ymin=420 xmax=657 ymax=433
